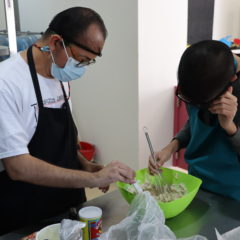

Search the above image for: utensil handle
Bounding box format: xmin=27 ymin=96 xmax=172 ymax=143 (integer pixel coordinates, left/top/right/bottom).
xmin=143 ymin=127 xmax=156 ymax=163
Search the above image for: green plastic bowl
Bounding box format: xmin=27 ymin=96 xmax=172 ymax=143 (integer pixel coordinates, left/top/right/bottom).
xmin=116 ymin=167 xmax=202 ymax=219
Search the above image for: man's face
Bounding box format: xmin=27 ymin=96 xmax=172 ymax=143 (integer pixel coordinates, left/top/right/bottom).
xmin=52 ymin=24 xmax=105 ymax=68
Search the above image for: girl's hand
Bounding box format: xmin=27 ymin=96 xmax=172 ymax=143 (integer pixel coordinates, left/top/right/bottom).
xmin=209 ymin=86 xmax=238 ymax=135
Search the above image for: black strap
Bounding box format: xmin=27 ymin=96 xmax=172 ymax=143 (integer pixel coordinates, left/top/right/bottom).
xmin=27 ymin=46 xmax=44 ymax=108
xmin=60 ymin=81 xmax=68 ymax=103
xmin=27 ymin=45 xmax=69 ymax=109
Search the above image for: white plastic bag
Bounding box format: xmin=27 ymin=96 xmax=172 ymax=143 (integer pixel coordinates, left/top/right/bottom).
xmin=100 ymin=191 xmax=206 ymax=240
xmin=215 ymin=227 xmax=240 ymax=240
xmin=179 ymin=236 xmax=207 ymax=240
xmin=60 ymin=219 xmax=86 ymax=240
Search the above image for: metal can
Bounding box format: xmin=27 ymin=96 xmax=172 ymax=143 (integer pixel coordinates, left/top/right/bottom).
xmin=79 ymin=206 xmax=102 ymax=240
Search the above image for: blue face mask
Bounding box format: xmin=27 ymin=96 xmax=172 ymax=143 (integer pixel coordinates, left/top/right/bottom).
xmin=50 ymin=41 xmax=86 ymax=82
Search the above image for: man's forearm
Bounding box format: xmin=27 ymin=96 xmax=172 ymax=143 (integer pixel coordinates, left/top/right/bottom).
xmin=3 ymin=154 xmax=98 ymax=188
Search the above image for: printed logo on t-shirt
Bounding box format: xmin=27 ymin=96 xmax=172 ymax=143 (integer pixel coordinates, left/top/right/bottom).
xmin=31 ymin=94 xmax=65 ymax=122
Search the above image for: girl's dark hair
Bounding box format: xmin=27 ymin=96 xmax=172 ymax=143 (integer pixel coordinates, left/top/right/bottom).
xmin=178 ymin=40 xmax=235 ymax=104
xmin=43 ymin=7 xmax=107 ymax=44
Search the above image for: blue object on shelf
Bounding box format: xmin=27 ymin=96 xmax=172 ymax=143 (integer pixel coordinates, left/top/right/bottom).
xmin=219 ymin=35 xmax=232 ymax=47
xmin=0 ymin=34 xmax=40 ymax=61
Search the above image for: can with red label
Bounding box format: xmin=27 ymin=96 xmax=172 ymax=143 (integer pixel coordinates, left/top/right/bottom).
xmin=79 ymin=206 xmax=102 ymax=240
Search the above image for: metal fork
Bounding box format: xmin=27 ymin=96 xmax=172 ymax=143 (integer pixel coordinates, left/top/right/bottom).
xmin=143 ymin=127 xmax=173 ymax=195
xmin=143 ymin=127 xmax=164 ymax=194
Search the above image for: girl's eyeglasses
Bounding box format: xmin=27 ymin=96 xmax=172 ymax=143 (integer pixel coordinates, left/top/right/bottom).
xmin=175 ymin=81 xmax=234 ymax=109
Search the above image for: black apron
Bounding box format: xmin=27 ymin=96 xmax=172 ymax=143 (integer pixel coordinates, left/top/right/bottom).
xmin=0 ymin=46 xmax=86 ymax=234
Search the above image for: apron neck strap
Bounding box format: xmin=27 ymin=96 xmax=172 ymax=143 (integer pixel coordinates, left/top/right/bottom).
xmin=27 ymin=46 xmax=70 ymax=109
xmin=27 ymin=45 xmax=44 ymax=108
xmin=60 ymin=81 xmax=69 ymax=104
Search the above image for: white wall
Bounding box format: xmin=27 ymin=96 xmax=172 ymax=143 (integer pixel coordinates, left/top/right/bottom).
xmin=213 ymin=0 xmax=240 ymax=40
xmin=70 ymin=0 xmax=139 ymax=169
xmin=138 ymin=0 xmax=188 ymax=168
xmin=18 ymin=0 xmax=139 ymax=169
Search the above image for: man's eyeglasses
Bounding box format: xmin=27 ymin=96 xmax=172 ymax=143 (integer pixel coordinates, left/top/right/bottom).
xmin=68 ymin=45 xmax=96 ymax=68
xmin=69 ymin=39 xmax=102 ymax=57
xmin=75 ymin=58 xmax=96 ymax=68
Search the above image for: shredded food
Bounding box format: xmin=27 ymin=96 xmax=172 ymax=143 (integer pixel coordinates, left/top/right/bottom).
xmin=140 ymin=180 xmax=187 ymax=202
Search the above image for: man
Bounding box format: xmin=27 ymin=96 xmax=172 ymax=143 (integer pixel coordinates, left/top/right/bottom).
xmin=0 ymin=7 xmax=135 ymax=234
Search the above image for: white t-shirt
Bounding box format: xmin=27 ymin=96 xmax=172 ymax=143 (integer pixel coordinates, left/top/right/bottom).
xmin=0 ymin=53 xmax=70 ymax=171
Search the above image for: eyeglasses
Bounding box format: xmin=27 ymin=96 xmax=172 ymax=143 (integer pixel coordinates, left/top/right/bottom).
xmin=69 ymin=39 xmax=102 ymax=57
xmin=176 ymin=57 xmax=238 ymax=108
xmin=49 ymin=30 xmax=102 ymax=56
xmin=175 ymin=85 xmax=205 ymax=108
xmin=176 ymin=81 xmax=233 ymax=109
xmin=74 ymin=57 xmax=96 ymax=68
xmin=68 ymin=45 xmax=96 ymax=68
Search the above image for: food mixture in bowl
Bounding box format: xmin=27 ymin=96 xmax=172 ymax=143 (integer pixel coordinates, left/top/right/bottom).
xmin=140 ymin=180 xmax=187 ymax=202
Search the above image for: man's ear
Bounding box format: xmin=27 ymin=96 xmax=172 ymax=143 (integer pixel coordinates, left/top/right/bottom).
xmin=48 ymin=34 xmax=63 ymax=51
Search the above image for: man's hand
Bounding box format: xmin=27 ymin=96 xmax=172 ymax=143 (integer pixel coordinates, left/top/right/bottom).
xmin=82 ymin=160 xmax=103 ymax=173
xmin=82 ymin=161 xmax=110 ymax=192
xmin=209 ymin=86 xmax=238 ymax=135
xmin=93 ymin=161 xmax=136 ymax=187
xmin=77 ymin=150 xmax=111 ymax=192
xmin=77 ymin=151 xmax=102 ymax=173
